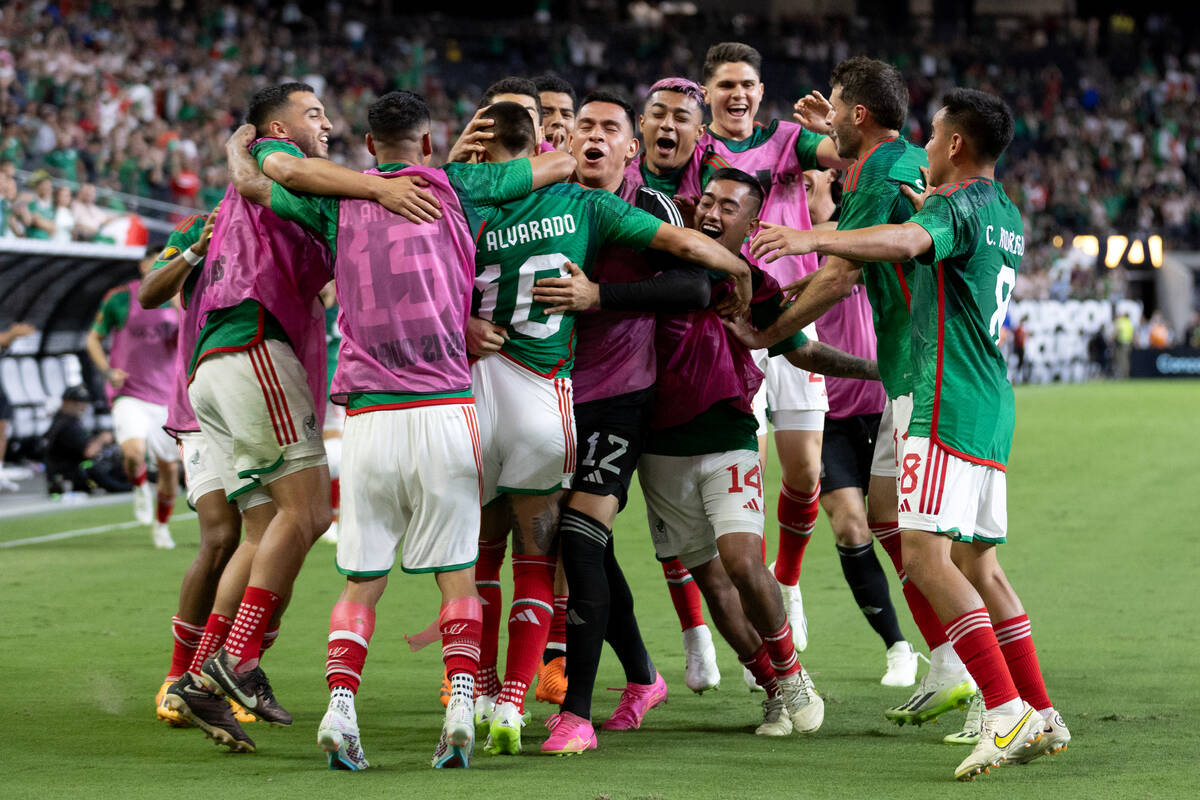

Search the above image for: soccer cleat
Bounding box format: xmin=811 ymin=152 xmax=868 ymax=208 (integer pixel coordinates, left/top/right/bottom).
xmin=156 ymin=679 xmax=192 ymax=727
xmin=754 ymin=694 xmax=793 ymax=736
xmin=432 ymin=695 xmax=474 ymax=768
xmin=535 ymin=655 xmax=568 ymax=705
xmin=954 ymin=702 xmax=1044 ymax=781
xmin=163 ymin=673 xmax=255 ymax=752
xmin=134 ymin=481 xmax=154 ymax=525
xmin=769 ymin=563 xmax=808 ymax=651
xmin=777 ymin=668 xmax=824 ymax=733
xmin=601 ymin=672 xmax=668 ymax=731
xmin=944 ymin=691 xmax=983 ymax=745
xmin=474 ymin=694 xmax=496 ymax=743
xmin=440 ymin=670 xmax=451 ymax=708
xmin=881 ymin=641 xmax=920 ymax=687
xmin=318 ymin=698 xmax=368 ymax=770
xmin=151 ymin=520 xmax=175 ymax=550
xmin=541 ymin=711 xmax=598 ymax=755
xmin=1003 ymin=710 xmax=1071 ymax=764
xmin=228 ymin=696 xmax=257 ymax=724
xmin=743 ymin=665 xmax=765 ymax=692
xmin=485 ymin=700 xmax=525 ymax=755
xmin=682 ymin=625 xmax=720 ymax=694
xmin=885 ymin=673 xmax=976 ymax=726
xmin=200 ymin=648 xmax=293 ymax=726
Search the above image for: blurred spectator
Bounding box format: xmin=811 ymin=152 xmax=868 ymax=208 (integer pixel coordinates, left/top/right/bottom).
xmin=1087 ymin=328 xmax=1111 ymax=378
xmin=71 ymin=183 xmax=119 ymax=242
xmin=50 ymin=184 xmax=74 ymax=243
xmin=23 ymin=172 xmax=56 ymax=239
xmin=43 ymin=385 xmax=127 ymax=495
xmin=1148 ymin=312 xmax=1172 ymax=348
xmin=1013 ymin=316 xmax=1030 ymax=384
xmin=0 ymin=172 xmax=20 ymax=237
xmin=1113 ymin=311 xmax=1134 ymax=378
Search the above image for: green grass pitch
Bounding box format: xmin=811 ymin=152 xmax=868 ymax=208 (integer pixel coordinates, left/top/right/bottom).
xmin=2 ymin=380 xmax=1197 ymax=799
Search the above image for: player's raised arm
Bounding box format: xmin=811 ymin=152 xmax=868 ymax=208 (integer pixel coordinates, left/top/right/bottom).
xmin=227 ymin=125 xmax=273 ymax=207
xmin=785 ymin=339 xmax=879 ymax=381
xmin=647 ymin=224 xmax=752 ymax=313
xmin=139 ymin=209 xmax=217 ymax=308
xmin=527 ymin=150 xmax=576 ymax=189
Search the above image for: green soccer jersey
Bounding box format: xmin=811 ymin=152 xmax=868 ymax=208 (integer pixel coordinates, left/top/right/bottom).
xmin=907 ymin=178 xmax=1022 ymax=468
xmin=93 ymin=288 xmax=133 ymax=336
xmin=324 ymin=302 xmax=340 ymax=387
xmin=468 ymin=181 xmax=662 ymax=377
xmin=152 ymin=212 xmax=207 ymax=306
xmin=837 ymin=137 xmax=928 ymax=399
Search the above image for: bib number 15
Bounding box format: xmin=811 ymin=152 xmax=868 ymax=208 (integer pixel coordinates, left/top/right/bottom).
xmin=476 ymin=253 xmax=569 ymax=340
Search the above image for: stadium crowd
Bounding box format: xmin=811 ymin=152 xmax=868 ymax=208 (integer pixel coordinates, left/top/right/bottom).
xmin=1 ymin=2 xmax=1198 ymax=301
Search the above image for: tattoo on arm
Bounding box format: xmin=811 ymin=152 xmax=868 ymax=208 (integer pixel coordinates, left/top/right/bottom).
xmin=796 ymin=341 xmax=880 ymax=381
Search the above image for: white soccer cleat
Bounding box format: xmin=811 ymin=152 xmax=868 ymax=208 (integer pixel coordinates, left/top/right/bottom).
xmin=769 ymin=561 xmax=808 ymax=651
xmin=473 ymin=694 xmax=496 ymax=743
xmin=743 ymin=665 xmax=765 ymax=692
xmin=881 ymin=641 xmax=920 ymax=687
xmin=885 ymin=669 xmax=977 ymax=726
xmin=954 ymin=702 xmax=1044 ymax=781
xmin=754 ymin=694 xmax=793 ymax=736
xmin=682 ymin=625 xmax=720 ymax=694
xmin=944 ymin=691 xmax=983 ymax=745
xmin=777 ymin=668 xmax=824 ymax=733
xmin=1003 ymin=709 xmax=1070 ymax=764
xmin=318 ymin=697 xmax=368 ymax=771
xmin=133 ymin=481 xmax=154 ymax=525
xmin=151 ymin=520 xmax=175 ymax=550
xmin=432 ymin=694 xmax=474 ymax=768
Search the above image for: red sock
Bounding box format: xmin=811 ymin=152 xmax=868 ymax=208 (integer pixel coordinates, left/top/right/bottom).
xmin=329 ymin=477 xmax=340 ymax=518
xmin=259 ymin=623 xmax=280 ymax=656
xmin=131 ymin=465 xmax=148 ymax=487
xmin=188 ymin=613 xmax=232 ymax=676
xmin=871 ymin=521 xmax=949 ymax=650
xmin=738 ymin=645 xmax=780 ymax=697
xmin=441 ymin=596 xmax=483 ymax=678
xmin=327 ymin=601 xmax=374 ymax=693
xmin=661 ymin=558 xmax=706 ymax=630
xmin=167 ymin=616 xmax=204 ymax=681
xmin=155 ymin=494 xmax=175 ymax=524
xmin=946 ymin=608 xmax=1019 ymax=709
xmin=758 ymin=620 xmax=801 ymax=678
xmin=475 ymin=537 xmax=507 ymax=697
xmin=995 ymin=614 xmax=1052 ymax=711
xmin=546 ymin=594 xmax=568 ymax=653
xmin=497 ymin=555 xmax=556 ymax=711
xmin=224 ymin=586 xmax=282 ymax=672
xmin=774 ymin=482 xmax=820 ymax=585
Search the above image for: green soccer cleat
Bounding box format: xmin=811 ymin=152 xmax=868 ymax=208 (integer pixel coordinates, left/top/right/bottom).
xmin=885 ymin=673 xmax=976 ymax=726
xmin=943 ymin=691 xmax=983 ymax=745
xmin=485 ymin=700 xmax=525 ymax=755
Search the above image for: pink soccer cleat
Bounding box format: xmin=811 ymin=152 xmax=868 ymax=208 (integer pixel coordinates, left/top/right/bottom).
xmin=540 ymin=711 xmax=598 ymax=755
xmin=601 ymin=673 xmax=668 ymax=731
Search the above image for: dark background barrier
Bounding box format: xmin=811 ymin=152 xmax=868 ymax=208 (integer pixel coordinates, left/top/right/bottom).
xmin=1129 ymin=347 xmax=1200 ymax=379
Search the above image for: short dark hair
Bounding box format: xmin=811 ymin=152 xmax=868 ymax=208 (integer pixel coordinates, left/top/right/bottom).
xmin=483 ymin=101 xmax=537 ymax=156
xmin=941 ymin=88 xmax=1014 ymax=162
xmin=830 ymin=56 xmax=908 ymax=131
xmin=481 ymin=77 xmax=543 ymax=117
xmin=534 ymin=73 xmax=576 ymax=108
xmin=367 ymin=90 xmax=431 ymax=145
xmin=578 ymin=89 xmax=637 ymax=134
xmin=705 ymin=167 xmax=764 ymax=211
xmin=702 ymin=42 xmax=762 ymax=83
xmin=246 ymin=82 xmax=315 ymax=131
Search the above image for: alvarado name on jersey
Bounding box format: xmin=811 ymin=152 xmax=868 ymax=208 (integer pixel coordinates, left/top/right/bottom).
xmin=484 ymin=214 xmax=578 ymax=251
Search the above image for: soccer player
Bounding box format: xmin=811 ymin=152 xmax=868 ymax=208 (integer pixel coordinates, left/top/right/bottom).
xmin=746 ymin=88 xmax=1069 ymax=781
xmin=528 ymin=92 xmax=750 ymax=754
xmin=747 ymin=57 xmax=976 ymax=724
xmin=698 ymin=42 xmax=853 ymax=651
xmin=139 ymin=207 xmax=253 ymax=728
xmin=227 ymin=90 xmax=574 ymax=770
xmin=86 ymin=249 xmax=181 ymax=549
xmin=163 ymin=82 xmax=439 ymax=753
xmin=449 ymin=77 xmax=547 ymax=164
xmin=535 ymin=73 xmax=576 ymax=152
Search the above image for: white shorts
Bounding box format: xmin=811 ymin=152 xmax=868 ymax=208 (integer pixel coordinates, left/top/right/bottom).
xmin=324 ymin=400 xmax=346 ymax=434
xmin=897 ymin=435 xmax=1007 ymax=543
xmin=112 ymin=396 xmax=177 ymax=463
xmin=472 ymin=355 xmax=574 ymax=505
xmin=870 ymin=393 xmax=913 ymax=479
xmin=337 ymin=404 xmax=482 ymax=575
xmin=639 ymin=449 xmax=765 ymax=570
xmin=188 ymin=339 xmax=327 ymax=504
xmin=178 ymin=431 xmax=224 ymax=508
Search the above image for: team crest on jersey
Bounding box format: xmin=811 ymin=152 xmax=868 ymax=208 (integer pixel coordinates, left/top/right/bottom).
xmin=158 ymin=246 xmax=180 ymax=261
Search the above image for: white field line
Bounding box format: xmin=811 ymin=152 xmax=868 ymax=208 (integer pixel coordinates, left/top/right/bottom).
xmin=0 ymin=512 xmax=198 ymax=548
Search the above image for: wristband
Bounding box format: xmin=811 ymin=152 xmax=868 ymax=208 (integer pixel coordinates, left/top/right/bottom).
xmin=182 ymin=247 xmax=203 ymax=266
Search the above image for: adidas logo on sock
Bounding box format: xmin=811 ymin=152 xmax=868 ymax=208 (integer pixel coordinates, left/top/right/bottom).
xmin=508 ymin=609 xmax=541 ymax=625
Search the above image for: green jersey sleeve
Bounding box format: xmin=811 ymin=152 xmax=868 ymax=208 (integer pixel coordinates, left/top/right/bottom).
xmin=750 ymin=294 xmax=809 ymax=356
xmin=443 ymin=160 xmax=534 ymax=209
xmin=251 ymin=138 xmax=305 ymax=168
xmin=268 ymin=183 xmax=339 ymax=254
xmin=588 ymin=190 xmax=662 ymax=251
xmin=909 ymin=193 xmax=968 ymax=265
xmin=794 ymin=128 xmax=825 ymax=171
xmin=92 ymin=288 xmax=131 ymax=335
xmin=152 ymin=214 xmax=205 ymax=271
